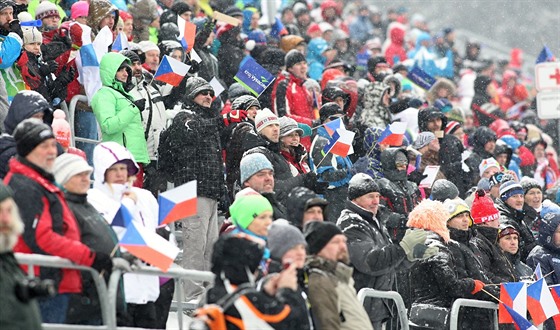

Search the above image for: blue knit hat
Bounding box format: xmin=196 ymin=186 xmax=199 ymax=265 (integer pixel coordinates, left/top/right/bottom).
xmin=499 ymin=180 xmax=524 ymax=201
xmin=240 ymin=153 xmax=273 ymax=184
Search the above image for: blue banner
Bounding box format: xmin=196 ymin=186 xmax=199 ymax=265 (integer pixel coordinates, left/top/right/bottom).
xmin=234 ymin=57 xmax=276 ymax=97
xmin=408 ymin=64 xmax=436 ymax=90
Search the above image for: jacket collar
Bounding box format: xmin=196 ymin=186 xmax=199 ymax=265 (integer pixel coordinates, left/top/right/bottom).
xmin=306 ymin=255 xmax=353 ymax=282
xmin=8 ymin=157 xmax=59 ymax=193
xmin=344 ymin=199 xmax=377 ymax=226
xmin=64 ymin=191 xmax=88 ymax=204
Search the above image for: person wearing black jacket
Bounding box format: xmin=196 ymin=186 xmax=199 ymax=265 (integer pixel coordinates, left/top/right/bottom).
xmin=52 ymin=153 xmax=130 ymax=326
xmin=206 ymin=233 xmax=309 ymax=329
xmin=497 ymin=224 xmax=533 ymax=281
xmin=337 ymin=173 xmax=435 ymax=328
xmin=465 ymin=126 xmax=497 ymax=187
xmin=286 ymin=186 xmax=328 ymax=229
xmin=497 ymin=181 xmax=537 ymax=262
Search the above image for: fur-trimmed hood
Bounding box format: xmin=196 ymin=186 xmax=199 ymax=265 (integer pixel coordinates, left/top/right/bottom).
xmin=407 ymin=199 xmax=450 ymax=243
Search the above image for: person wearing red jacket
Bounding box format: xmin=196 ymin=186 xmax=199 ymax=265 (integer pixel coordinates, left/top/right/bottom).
xmin=384 ymin=22 xmax=407 ymax=66
xmin=272 ymin=50 xmax=315 ymax=148
xmin=4 ymin=119 xmax=112 ymax=324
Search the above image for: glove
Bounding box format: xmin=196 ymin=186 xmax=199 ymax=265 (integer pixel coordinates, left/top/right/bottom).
xmin=407 ymin=171 xmax=428 ymax=185
xmin=91 ymin=251 xmax=113 ymax=274
xmin=8 ymin=20 xmax=23 ymax=39
xmin=48 ymin=61 xmax=59 ymax=74
xmin=133 ymin=99 xmax=146 ymax=110
xmin=120 ymin=252 xmax=137 ymax=264
xmin=409 ymin=245 xmax=439 ymax=261
xmin=112 ymin=257 xmax=132 ymax=272
xmin=52 ymin=32 xmax=72 ymax=50
xmin=312 ymin=181 xmax=329 ymax=195
xmin=399 ymin=229 xmax=428 ymax=261
xmin=471 ymin=280 xmax=485 ymax=294
xmin=223 ymin=110 xmax=247 ymax=126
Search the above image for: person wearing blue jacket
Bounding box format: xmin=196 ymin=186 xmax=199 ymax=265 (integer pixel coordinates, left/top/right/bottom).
xmin=0 ymin=0 xmax=24 ymax=130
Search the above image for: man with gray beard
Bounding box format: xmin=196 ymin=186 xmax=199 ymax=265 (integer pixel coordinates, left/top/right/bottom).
xmin=0 ymin=182 xmax=42 ymax=329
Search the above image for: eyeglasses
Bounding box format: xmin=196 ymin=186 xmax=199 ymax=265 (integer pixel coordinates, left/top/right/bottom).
xmin=199 ymin=90 xmax=215 ymax=97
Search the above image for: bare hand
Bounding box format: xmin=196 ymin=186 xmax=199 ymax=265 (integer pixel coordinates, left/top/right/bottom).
xmin=276 ymin=263 xmax=298 ymax=291
xmin=122 ymin=191 xmax=137 ymax=204
xmin=263 ymin=274 xmax=280 ymax=296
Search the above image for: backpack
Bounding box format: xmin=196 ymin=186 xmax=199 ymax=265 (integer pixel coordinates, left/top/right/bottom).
xmin=188 ymin=283 xmax=255 ymax=330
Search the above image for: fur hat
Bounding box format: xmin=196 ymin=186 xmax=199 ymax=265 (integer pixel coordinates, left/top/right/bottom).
xmin=254 ymin=108 xmax=279 ymax=133
xmin=35 ymin=1 xmax=59 ymax=20
xmin=239 ymin=153 xmax=273 ymax=184
xmin=348 ymin=173 xmax=379 ymax=200
xmin=53 ymin=153 xmax=93 ymax=185
xmin=304 ymin=221 xmax=343 ymax=255
xmin=268 ymin=219 xmax=307 ymax=261
xmin=471 ymin=190 xmax=500 ymax=224
xmin=407 ymin=199 xmax=450 ymax=243
xmin=13 ymin=118 xmax=55 ymax=157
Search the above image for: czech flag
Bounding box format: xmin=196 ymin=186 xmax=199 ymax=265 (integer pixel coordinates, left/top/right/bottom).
xmin=378 ymin=122 xmax=408 ymax=146
xmin=322 ymin=127 xmax=355 ymax=158
xmin=551 ymin=286 xmax=560 ymax=328
xmin=158 ymin=180 xmax=197 ymax=226
xmin=111 ymin=31 xmax=129 ymax=52
xmin=177 ymin=16 xmax=196 ymax=52
xmin=527 ymin=278 xmax=559 ymax=325
xmin=499 ymin=282 xmax=527 ymax=324
xmin=533 ymin=263 xmax=543 ymax=281
xmin=111 ymin=204 xmax=133 ymax=228
xmin=323 ymin=117 xmax=344 ymax=137
xmin=154 ymin=55 xmax=191 ymax=86
xmin=502 ymin=304 xmax=538 ymax=330
xmin=120 ymin=221 xmax=180 ymax=272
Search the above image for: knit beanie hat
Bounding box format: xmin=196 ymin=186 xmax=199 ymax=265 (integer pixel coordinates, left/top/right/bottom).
xmin=304 ymin=221 xmax=343 ymax=255
xmin=445 ymin=121 xmax=462 ymax=135
xmin=185 ymin=76 xmax=213 ymax=101
xmin=434 ymin=98 xmax=452 ymax=113
xmin=13 ymin=118 xmax=55 ymax=157
xmin=239 ymin=153 xmax=273 ymax=184
xmin=51 ymin=110 xmax=70 ymax=149
xmin=319 ymin=102 xmax=343 ymax=123
xmin=499 ymin=180 xmax=524 ymax=202
xmin=35 ymin=1 xmax=60 ymax=20
xmin=477 ymin=178 xmax=491 ymax=192
xmin=138 ymin=40 xmax=159 ymax=54
xmin=347 ymin=173 xmax=379 ymax=200
xmin=412 ymin=131 xmax=436 ymax=150
xmin=231 ymin=95 xmax=260 ymax=111
xmin=0 ymin=0 xmax=13 ymax=13
xmin=71 ymin=1 xmax=88 ymax=19
xmin=53 ymin=153 xmax=93 ymax=185
xmin=268 ymin=219 xmax=307 ymax=261
xmin=489 ymin=172 xmax=505 ymax=188
xmin=430 ymin=179 xmax=459 ymax=202
xmin=23 ymin=27 xmax=43 ymax=44
xmin=471 ymin=190 xmax=500 ymax=224
xmin=479 ymin=157 xmax=500 ymax=176
xmin=229 ymin=188 xmax=273 ymax=231
xmin=497 ymin=224 xmax=519 ymax=241
xmin=443 ymin=198 xmax=473 ymax=223
xmin=285 ymin=49 xmax=306 ymax=69
xmin=279 ymin=116 xmax=303 ymax=137
xmin=520 ymin=177 xmax=542 ymax=195
xmin=0 ymin=182 xmax=13 ymax=203
xmin=254 ymin=108 xmax=279 ymax=132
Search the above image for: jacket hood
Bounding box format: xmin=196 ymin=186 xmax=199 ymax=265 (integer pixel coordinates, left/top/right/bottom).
xmin=426 ymin=78 xmax=456 ymax=104
xmin=307 ymin=38 xmax=328 ymax=64
xmin=286 ymin=186 xmax=328 ymax=228
xmin=390 ymin=25 xmax=405 ymax=45
xmin=87 ymin=0 xmax=118 ymax=32
xmin=92 ymin=141 xmax=139 ymax=189
xmin=469 ymin=126 xmax=496 ymax=155
xmin=415 ymin=32 xmax=431 ymax=50
xmin=4 ymin=91 xmax=53 ymax=134
xmin=380 ymin=147 xmax=407 ymax=182
xmin=417 ymin=107 xmax=447 ymax=133
xmin=538 ymin=213 xmax=560 ymax=253
xmin=407 ymin=199 xmax=450 ymax=243
xmin=99 ymin=52 xmax=131 ymax=93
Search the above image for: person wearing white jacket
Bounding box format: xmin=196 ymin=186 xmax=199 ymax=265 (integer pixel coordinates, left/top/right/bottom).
xmin=87 ymin=141 xmax=161 ymax=328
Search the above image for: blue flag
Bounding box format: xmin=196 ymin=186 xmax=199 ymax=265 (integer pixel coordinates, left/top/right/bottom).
xmin=234 ymin=57 xmax=276 ymax=97
xmin=536 ymin=46 xmax=555 ymax=64
xmin=408 ymin=65 xmax=436 ymax=90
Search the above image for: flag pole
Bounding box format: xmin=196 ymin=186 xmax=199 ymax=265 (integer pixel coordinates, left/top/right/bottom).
xmin=481 ymin=288 xmax=504 ymax=304
xmin=99 ymin=244 xmax=120 ymax=278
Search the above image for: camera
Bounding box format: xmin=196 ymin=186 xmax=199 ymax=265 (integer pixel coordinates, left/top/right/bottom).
xmin=15 ymin=278 xmax=56 ymax=303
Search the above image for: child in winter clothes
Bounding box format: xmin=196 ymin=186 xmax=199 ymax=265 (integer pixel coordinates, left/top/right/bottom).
xmin=16 ymin=27 xmax=73 ymax=105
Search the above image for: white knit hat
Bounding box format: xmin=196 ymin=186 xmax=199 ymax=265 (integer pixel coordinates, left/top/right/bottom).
xmin=53 ymin=153 xmax=93 ymax=186
xmin=23 ymin=27 xmax=43 ymax=44
xmin=35 ymin=1 xmax=60 ymax=20
xmin=254 ymin=108 xmax=279 ymax=132
xmin=138 ymin=40 xmax=159 ymax=54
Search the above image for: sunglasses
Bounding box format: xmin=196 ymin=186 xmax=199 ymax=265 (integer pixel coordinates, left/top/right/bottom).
xmin=199 ymin=90 xmax=215 ymax=97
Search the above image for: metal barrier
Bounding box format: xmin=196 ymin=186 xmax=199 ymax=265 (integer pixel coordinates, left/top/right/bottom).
xmin=357 ymin=288 xmax=409 ymax=330
xmin=67 ymin=94 xmax=101 ymax=147
xmin=14 ymin=253 xmax=113 ymax=330
xmin=449 ymin=298 xmax=499 ymax=330
xmin=108 ymin=264 xmax=215 ymax=330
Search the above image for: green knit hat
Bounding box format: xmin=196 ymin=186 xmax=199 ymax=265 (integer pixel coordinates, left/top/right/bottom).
xmin=229 ymin=189 xmax=273 ymax=230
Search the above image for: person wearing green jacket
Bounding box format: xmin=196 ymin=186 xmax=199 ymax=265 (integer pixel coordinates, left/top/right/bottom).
xmin=92 ymin=52 xmax=150 ymax=177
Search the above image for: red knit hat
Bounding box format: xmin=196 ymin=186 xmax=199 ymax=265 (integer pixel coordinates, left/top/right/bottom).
xmin=471 ymin=190 xmax=500 ymax=224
